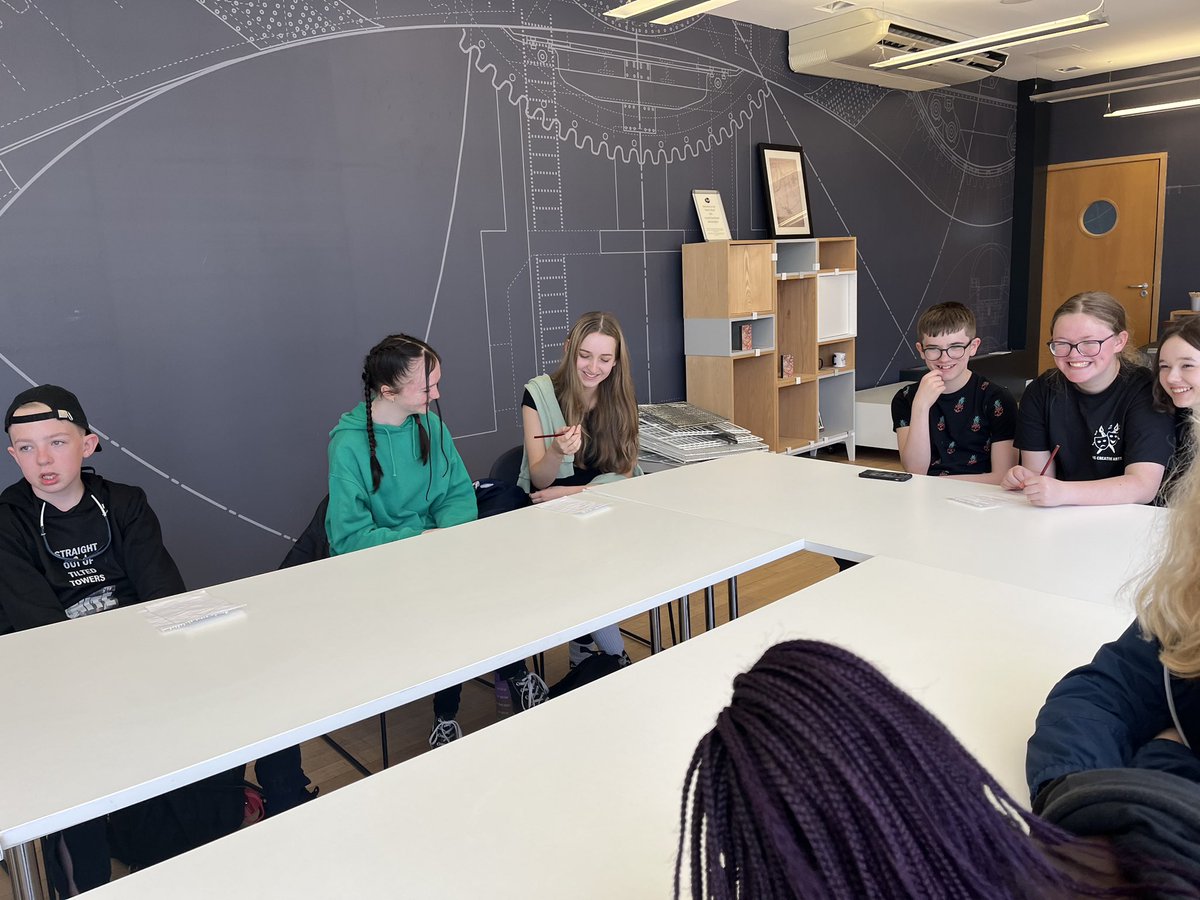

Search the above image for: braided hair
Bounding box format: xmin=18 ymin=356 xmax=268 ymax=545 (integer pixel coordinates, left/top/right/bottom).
xmin=362 ymin=334 xmax=443 ymax=493
xmin=676 ymin=640 xmax=1167 ymax=899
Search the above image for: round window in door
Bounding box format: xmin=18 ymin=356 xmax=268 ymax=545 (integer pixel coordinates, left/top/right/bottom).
xmin=1081 ymin=199 xmax=1118 ymax=236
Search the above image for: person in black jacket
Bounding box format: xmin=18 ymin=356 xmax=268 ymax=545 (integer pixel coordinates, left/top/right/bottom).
xmin=1 ymin=386 xmax=183 ymax=633
xmin=2 ymin=385 xmax=310 ymax=895
xmin=1027 ymin=414 xmax=1200 ymax=891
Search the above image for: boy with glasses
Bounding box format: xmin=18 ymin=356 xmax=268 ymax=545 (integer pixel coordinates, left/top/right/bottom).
xmin=891 ymin=303 xmax=1017 ymax=482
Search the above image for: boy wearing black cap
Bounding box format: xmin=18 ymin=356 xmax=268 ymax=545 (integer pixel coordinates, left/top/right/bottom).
xmin=2 ymin=385 xmax=312 ymax=893
xmin=2 ymin=384 xmax=185 ymax=632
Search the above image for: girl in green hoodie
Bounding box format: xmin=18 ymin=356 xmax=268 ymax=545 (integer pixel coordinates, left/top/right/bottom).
xmin=327 ymin=334 xmax=546 ymax=748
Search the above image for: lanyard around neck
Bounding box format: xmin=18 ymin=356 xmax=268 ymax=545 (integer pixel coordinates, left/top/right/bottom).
xmin=39 ymin=493 xmax=112 ymax=563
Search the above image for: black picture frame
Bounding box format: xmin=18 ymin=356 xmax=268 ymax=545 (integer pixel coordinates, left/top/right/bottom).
xmin=758 ymin=143 xmax=813 ymax=237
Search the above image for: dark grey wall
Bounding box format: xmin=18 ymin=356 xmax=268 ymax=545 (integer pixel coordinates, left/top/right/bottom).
xmin=0 ymin=0 xmax=1014 ymax=587
xmin=1043 ymin=57 xmax=1200 ymax=319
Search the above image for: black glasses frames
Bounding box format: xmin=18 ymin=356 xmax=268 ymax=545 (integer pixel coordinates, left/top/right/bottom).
xmin=920 ymin=343 xmax=972 ymax=361
xmin=1046 ymin=334 xmax=1118 ymax=358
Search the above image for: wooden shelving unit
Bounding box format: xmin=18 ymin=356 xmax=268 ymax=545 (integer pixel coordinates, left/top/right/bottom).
xmin=683 ymin=237 xmax=857 ymax=458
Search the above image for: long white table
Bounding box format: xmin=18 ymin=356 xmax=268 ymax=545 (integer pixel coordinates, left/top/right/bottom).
xmin=0 ymin=495 xmax=801 ymax=893
xmin=88 ymin=557 xmax=1134 ymax=899
xmin=592 ymin=452 xmax=1165 ymax=605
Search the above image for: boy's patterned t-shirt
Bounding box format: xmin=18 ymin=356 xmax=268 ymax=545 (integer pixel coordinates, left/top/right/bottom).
xmin=891 ymin=372 xmax=1018 ymax=476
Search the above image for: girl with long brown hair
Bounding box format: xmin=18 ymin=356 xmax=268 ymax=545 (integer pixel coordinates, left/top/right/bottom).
xmin=519 ymin=311 xmax=639 ymax=664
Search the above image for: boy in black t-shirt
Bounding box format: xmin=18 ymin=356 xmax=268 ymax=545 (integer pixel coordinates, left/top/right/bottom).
xmin=2 ymin=385 xmax=312 ymax=894
xmin=891 ymin=303 xmax=1017 ymax=481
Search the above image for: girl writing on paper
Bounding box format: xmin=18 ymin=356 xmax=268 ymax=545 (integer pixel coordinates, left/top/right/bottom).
xmin=1001 ymin=291 xmax=1173 ymax=506
xmin=519 ymin=311 xmax=639 ymax=667
xmin=326 ymin=334 xmax=547 ymax=749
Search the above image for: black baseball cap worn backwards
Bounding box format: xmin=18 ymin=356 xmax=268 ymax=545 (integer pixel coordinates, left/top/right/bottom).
xmin=4 ymin=385 xmax=102 ymax=451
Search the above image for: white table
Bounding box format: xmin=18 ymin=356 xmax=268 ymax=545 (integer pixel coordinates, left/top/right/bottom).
xmin=592 ymin=452 xmax=1165 ymax=606
xmin=88 ymin=557 xmax=1134 ymax=899
xmin=0 ymin=495 xmax=801 ymax=896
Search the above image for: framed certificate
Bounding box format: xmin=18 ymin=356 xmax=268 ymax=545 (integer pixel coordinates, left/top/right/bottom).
xmin=692 ymin=189 xmax=731 ymax=241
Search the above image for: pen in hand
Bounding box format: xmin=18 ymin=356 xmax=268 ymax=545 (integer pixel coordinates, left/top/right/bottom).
xmin=534 ymin=425 xmax=587 ymax=440
xmin=1038 ymin=444 xmax=1060 ymax=477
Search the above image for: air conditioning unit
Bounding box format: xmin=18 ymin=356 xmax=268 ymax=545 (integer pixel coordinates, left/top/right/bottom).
xmin=788 ymin=9 xmax=1006 ymax=91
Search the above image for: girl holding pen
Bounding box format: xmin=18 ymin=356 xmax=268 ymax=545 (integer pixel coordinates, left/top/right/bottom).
xmin=518 ymin=311 xmax=639 ymax=501
xmin=1001 ymin=291 xmax=1173 ymax=506
xmin=519 ymin=311 xmax=640 ymax=665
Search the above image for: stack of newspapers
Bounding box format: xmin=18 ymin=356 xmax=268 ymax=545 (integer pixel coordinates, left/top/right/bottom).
xmin=638 ymin=402 xmax=769 ymax=466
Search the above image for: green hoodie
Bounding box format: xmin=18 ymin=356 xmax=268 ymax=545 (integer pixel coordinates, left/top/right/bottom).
xmin=326 ymin=402 xmax=476 ymax=556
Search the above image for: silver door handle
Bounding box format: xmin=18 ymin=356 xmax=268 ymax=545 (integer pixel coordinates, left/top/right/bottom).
xmin=1127 ymin=282 xmax=1149 ymax=289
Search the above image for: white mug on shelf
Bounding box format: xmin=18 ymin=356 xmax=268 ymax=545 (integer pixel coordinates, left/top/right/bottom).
xmin=1189 ymin=291 xmax=1200 ymax=312
xmin=831 ymin=351 xmax=847 ymax=368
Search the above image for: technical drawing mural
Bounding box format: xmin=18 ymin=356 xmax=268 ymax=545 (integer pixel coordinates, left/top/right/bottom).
xmin=0 ymin=0 xmax=1015 ymax=585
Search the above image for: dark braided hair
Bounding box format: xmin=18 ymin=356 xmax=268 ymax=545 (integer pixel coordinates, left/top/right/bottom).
xmin=362 ymin=334 xmax=443 ymax=493
xmin=676 ymin=640 xmax=1173 ymax=900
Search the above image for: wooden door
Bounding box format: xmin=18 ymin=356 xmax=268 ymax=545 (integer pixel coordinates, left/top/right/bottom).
xmin=1038 ymin=154 xmax=1166 ymax=371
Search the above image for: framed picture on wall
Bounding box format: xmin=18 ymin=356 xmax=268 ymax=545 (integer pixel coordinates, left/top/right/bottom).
xmin=759 ymin=143 xmax=813 ymax=237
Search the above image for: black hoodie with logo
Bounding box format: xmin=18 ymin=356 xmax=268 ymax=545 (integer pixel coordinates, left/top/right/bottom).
xmin=0 ymin=470 xmax=184 ymax=634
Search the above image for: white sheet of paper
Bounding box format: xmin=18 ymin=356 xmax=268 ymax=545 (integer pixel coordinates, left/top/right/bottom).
xmin=947 ymin=493 xmax=1028 ymax=510
xmin=535 ymin=497 xmax=612 ymax=517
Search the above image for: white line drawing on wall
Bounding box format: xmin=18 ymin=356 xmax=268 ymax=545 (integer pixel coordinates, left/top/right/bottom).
xmin=0 ymin=9 xmax=1014 ymax=541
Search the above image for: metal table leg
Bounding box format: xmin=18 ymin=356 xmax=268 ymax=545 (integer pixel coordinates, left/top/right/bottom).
xmin=704 ymin=586 xmax=716 ymax=631
xmin=648 ymin=607 xmax=662 ymax=654
xmin=4 ymin=842 xmax=45 ymax=900
xmin=379 ymin=712 xmax=390 ymax=769
xmin=727 ymin=576 xmax=740 ymax=620
xmin=680 ymin=595 xmax=692 ymax=641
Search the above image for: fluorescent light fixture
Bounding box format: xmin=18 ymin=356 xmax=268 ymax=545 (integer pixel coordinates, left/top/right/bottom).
xmin=650 ymin=0 xmax=738 ymax=24
xmin=603 ymin=0 xmax=673 ymax=19
xmin=869 ymin=11 xmax=1108 ymax=72
xmin=1030 ymin=65 xmax=1200 ymax=103
xmin=604 ymin=0 xmax=736 ymax=23
xmin=1104 ymin=96 xmax=1200 ymax=118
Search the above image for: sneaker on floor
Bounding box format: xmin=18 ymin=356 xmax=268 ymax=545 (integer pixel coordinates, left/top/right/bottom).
xmin=509 ymin=671 xmax=550 ymax=712
xmin=615 ymin=650 xmax=633 ymax=668
xmin=429 ymin=717 xmax=463 ymax=749
xmin=569 ymin=638 xmax=599 ymax=669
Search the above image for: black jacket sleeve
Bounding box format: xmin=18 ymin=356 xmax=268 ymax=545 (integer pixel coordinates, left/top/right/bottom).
xmin=0 ymin=506 xmax=70 ymax=634
xmin=108 ymin=483 xmax=186 ymax=603
xmin=1026 ymin=622 xmax=1171 ymax=802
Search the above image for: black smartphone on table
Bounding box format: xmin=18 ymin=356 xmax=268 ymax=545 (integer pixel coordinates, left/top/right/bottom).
xmin=857 ymin=469 xmax=912 ymax=482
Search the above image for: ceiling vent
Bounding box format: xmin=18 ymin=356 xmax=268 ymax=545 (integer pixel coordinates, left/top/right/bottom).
xmin=789 ymin=9 xmax=1006 ymax=91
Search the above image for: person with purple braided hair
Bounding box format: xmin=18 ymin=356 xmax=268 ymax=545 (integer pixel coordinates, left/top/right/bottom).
xmin=677 ymin=640 xmax=1199 ymax=899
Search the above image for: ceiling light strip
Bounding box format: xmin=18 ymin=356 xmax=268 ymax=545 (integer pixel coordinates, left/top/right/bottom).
xmin=650 ymin=0 xmax=738 ymax=24
xmin=1103 ymin=97 xmax=1200 ymax=118
xmin=869 ymin=12 xmax=1108 ymax=72
xmin=603 ymin=0 xmax=676 ymax=20
xmin=1030 ymin=66 xmax=1200 ymax=103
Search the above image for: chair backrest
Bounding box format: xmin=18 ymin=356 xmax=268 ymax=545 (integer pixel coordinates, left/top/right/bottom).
xmin=489 ymin=445 xmax=525 ymax=484
xmin=279 ymin=495 xmax=331 ymax=569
